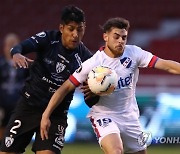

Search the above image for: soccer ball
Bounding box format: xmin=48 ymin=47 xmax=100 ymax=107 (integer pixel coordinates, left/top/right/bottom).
xmin=87 ymin=66 xmax=118 ymax=96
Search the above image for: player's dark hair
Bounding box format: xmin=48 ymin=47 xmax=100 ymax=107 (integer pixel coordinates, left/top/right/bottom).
xmin=102 ymin=17 xmax=130 ymax=32
xmin=61 ymin=5 xmax=85 ymax=24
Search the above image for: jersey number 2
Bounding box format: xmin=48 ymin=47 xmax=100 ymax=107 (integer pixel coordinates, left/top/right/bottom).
xmin=10 ymin=120 xmax=21 ymax=134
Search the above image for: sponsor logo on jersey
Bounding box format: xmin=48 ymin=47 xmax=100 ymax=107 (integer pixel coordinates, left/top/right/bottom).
xmin=56 ymin=62 xmax=66 ymax=73
xmin=120 ymin=57 xmax=132 ymax=68
xmin=117 ymin=73 xmax=133 ymax=89
xmin=43 ymin=58 xmax=54 ymax=64
xmin=36 ymin=31 xmax=46 ymax=37
xmin=51 ymin=73 xmax=66 ymax=82
xmin=49 ymin=87 xmax=56 ymax=93
xmin=51 ymin=40 xmax=59 ymax=44
xmin=42 ymin=76 xmax=60 ymax=86
xmin=5 ymin=136 xmax=14 ymax=147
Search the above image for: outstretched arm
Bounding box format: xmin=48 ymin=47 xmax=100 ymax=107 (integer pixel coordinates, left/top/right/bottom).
xmin=40 ymin=79 xmax=76 ymax=140
xmin=154 ymin=58 xmax=180 ymax=74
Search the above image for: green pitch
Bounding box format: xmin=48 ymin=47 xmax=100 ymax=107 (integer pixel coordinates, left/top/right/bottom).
xmin=26 ymin=143 xmax=180 ymax=154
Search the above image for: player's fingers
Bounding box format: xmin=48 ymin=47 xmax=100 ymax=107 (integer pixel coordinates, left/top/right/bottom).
xmin=40 ymin=126 xmax=49 ymax=140
xmin=84 ymin=91 xmax=91 ymax=97
xmin=84 ymin=92 xmax=97 ymax=100
xmin=18 ymin=58 xmax=33 ymax=68
xmin=44 ymin=127 xmax=49 ymax=140
xmin=25 ymin=58 xmax=34 ymax=68
xmin=41 ymin=118 xmax=51 ymax=140
xmin=81 ymin=88 xmax=90 ymax=94
xmin=18 ymin=60 xmax=27 ymax=68
xmin=84 ymin=92 xmax=96 ymax=100
xmin=40 ymin=129 xmax=45 ymax=140
xmin=13 ymin=62 xmax=19 ymax=69
xmin=16 ymin=61 xmax=23 ymax=68
xmin=80 ymin=85 xmax=91 ymax=93
xmin=85 ymin=95 xmax=91 ymax=100
xmin=81 ymin=84 xmax=89 ymax=90
xmin=26 ymin=57 xmax=34 ymax=63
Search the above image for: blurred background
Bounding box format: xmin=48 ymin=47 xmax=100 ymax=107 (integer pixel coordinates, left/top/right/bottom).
xmin=0 ymin=0 xmax=180 ymax=153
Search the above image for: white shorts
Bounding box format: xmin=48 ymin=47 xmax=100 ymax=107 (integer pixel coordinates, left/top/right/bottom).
xmin=89 ymin=115 xmax=147 ymax=153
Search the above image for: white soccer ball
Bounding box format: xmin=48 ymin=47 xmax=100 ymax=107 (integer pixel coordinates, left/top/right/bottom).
xmin=87 ymin=66 xmax=118 ymax=96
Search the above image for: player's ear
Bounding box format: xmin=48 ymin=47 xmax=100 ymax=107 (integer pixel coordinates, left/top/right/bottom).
xmin=59 ymin=24 xmax=63 ymax=33
xmin=103 ymin=33 xmax=108 ymax=42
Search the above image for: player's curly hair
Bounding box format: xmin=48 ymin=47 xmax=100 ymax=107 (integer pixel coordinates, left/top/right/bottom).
xmin=101 ymin=17 xmax=130 ymax=32
xmin=61 ymin=5 xmax=85 ymax=24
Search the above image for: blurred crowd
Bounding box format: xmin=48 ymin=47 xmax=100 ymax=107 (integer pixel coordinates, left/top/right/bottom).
xmin=0 ymin=33 xmax=28 ymax=141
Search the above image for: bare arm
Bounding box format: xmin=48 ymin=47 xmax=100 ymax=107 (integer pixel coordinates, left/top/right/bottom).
xmin=154 ymin=58 xmax=180 ymax=74
xmin=40 ymin=79 xmax=76 ymax=140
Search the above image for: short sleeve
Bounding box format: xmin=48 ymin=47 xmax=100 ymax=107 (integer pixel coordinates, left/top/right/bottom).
xmin=133 ymin=46 xmax=154 ymax=68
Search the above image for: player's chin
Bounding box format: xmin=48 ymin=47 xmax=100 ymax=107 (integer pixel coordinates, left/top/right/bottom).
xmin=68 ymin=42 xmax=79 ymax=50
xmin=113 ymin=50 xmax=123 ymax=57
xmin=115 ymin=48 xmax=124 ymax=55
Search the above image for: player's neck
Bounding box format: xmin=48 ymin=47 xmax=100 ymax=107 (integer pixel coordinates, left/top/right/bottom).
xmin=104 ymin=47 xmax=122 ymax=58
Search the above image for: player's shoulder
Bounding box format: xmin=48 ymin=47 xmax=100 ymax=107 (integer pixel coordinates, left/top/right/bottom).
xmin=124 ymin=45 xmax=144 ymax=56
xmin=45 ymin=30 xmax=61 ymax=41
xmin=34 ymin=30 xmax=60 ymax=41
xmin=93 ymin=48 xmax=103 ymax=57
xmin=76 ymin=41 xmax=93 ymax=58
xmin=125 ymin=45 xmax=142 ymax=51
xmin=88 ymin=47 xmax=104 ymax=62
xmin=95 ymin=46 xmax=105 ymax=54
xmin=123 ymin=45 xmax=145 ymax=61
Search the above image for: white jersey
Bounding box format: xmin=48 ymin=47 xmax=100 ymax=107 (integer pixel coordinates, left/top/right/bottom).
xmin=69 ymin=45 xmax=158 ymax=121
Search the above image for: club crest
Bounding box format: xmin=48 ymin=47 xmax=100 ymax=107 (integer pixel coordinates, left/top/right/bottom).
xmin=5 ymin=136 xmax=14 ymax=147
xmin=120 ymin=57 xmax=132 ymax=68
xmin=56 ymin=62 xmax=66 ymax=73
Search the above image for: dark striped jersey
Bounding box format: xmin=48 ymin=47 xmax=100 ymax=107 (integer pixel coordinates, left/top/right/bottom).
xmin=11 ymin=30 xmax=92 ymax=117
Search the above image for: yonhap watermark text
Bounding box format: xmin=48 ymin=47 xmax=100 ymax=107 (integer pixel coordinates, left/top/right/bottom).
xmin=137 ymin=131 xmax=180 ymax=146
xmin=153 ymin=137 xmax=180 ymax=144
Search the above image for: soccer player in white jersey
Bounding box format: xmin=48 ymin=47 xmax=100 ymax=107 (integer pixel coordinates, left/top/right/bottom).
xmin=40 ymin=17 xmax=180 ymax=154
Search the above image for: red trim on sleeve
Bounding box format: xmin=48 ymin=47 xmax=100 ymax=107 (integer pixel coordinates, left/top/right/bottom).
xmin=148 ymin=56 xmax=158 ymax=68
xmin=69 ymin=75 xmax=81 ymax=87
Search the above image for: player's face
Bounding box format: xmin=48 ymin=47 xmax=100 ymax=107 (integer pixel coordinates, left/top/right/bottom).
xmin=103 ymin=28 xmax=127 ymax=57
xmin=60 ymin=21 xmax=85 ymax=50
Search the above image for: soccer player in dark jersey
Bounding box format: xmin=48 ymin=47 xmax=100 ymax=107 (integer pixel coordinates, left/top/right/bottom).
xmin=0 ymin=5 xmax=92 ymax=154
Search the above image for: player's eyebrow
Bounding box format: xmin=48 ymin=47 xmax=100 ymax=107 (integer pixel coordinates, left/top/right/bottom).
xmin=67 ymin=24 xmax=84 ymax=29
xmin=114 ymin=32 xmax=127 ymax=38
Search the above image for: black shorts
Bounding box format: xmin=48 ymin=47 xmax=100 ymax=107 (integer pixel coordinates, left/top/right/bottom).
xmin=0 ymin=97 xmax=67 ymax=154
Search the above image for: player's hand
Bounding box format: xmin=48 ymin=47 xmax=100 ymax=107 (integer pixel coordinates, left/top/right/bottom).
xmin=40 ymin=114 xmax=51 ymax=140
xmin=12 ymin=53 xmax=34 ymax=69
xmin=80 ymin=81 xmax=96 ymax=100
